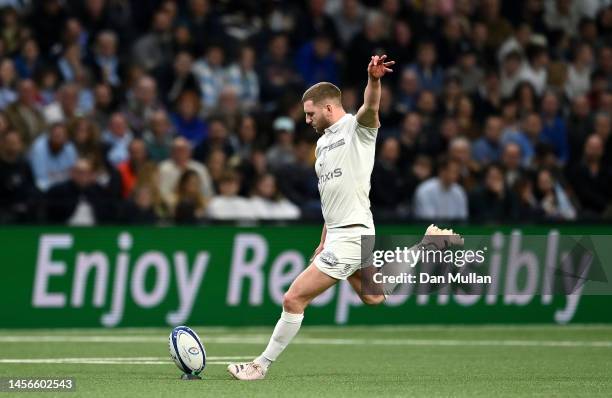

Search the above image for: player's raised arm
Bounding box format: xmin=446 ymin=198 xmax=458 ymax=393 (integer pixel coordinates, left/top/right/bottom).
xmin=356 ymin=54 xmax=395 ymax=128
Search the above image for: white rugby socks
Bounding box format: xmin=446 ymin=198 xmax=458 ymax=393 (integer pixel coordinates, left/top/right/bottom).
xmin=254 ymin=310 xmax=304 ymax=369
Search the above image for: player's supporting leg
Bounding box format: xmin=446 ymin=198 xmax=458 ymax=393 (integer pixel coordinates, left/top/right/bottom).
xmin=228 ymin=263 xmax=338 ymax=380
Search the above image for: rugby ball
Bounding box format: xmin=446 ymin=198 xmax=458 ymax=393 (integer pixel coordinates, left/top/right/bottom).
xmin=168 ymin=326 xmax=206 ymax=375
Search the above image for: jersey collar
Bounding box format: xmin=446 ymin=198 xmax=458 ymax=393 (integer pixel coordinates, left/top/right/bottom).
xmin=324 ymin=113 xmax=350 ymax=135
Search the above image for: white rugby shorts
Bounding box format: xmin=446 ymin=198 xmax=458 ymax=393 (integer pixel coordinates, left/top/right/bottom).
xmin=314 ymin=225 xmax=375 ymax=280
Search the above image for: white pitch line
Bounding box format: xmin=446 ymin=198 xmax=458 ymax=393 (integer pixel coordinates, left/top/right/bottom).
xmin=0 ymin=358 xmax=238 ymax=365
xmin=0 ymin=335 xmax=611 ymax=348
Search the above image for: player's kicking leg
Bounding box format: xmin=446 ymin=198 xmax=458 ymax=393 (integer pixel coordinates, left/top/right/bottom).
xmin=228 ymin=263 xmax=338 ymax=380
xmin=349 ymin=224 xmax=464 ymax=303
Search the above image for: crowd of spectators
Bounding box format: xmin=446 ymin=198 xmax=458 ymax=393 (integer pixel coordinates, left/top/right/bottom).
xmin=1 ymin=0 xmax=612 ymax=225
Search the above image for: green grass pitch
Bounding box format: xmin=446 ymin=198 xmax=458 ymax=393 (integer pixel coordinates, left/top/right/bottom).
xmin=0 ymin=325 xmax=611 ymax=397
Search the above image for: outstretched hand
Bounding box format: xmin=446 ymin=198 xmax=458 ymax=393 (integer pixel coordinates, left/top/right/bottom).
xmin=367 ymin=54 xmax=395 ymax=80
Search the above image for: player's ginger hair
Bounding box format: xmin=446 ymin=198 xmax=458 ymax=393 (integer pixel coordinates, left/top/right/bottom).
xmin=301 ymin=82 xmax=342 ymax=105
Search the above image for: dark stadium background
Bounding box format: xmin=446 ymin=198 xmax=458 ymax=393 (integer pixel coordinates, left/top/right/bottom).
xmin=1 ymin=0 xmax=611 ymax=225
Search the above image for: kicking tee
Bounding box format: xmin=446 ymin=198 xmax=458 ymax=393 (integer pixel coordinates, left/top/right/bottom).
xmin=315 ymin=113 xmax=378 ymax=230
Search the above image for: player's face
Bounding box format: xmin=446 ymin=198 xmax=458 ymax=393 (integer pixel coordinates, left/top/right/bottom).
xmin=303 ymin=100 xmax=329 ymax=134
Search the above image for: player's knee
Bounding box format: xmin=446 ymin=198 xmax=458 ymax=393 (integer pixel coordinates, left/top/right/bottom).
xmin=283 ymin=291 xmax=306 ymax=313
xmin=361 ymin=294 xmax=385 ymax=306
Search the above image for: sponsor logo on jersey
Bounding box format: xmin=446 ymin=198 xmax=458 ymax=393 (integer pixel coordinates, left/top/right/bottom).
xmin=320 ymin=138 xmax=346 ymax=153
xmin=319 ymin=251 xmax=339 ymax=266
xmin=318 ymin=168 xmax=343 ymax=185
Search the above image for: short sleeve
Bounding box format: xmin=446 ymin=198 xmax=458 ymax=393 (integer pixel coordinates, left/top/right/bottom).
xmin=354 ymin=120 xmax=378 ymax=144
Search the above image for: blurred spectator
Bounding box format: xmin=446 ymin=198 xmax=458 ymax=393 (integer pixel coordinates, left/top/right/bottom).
xmin=540 ymin=91 xmax=568 ymax=164
xmin=469 ymin=163 xmax=518 ymax=222
xmin=193 ymin=116 xmax=235 ymax=163
xmin=57 ymin=43 xmax=84 ymax=84
xmin=519 ymin=44 xmax=549 ymax=95
xmin=45 ymin=158 xmax=113 ymax=225
xmin=567 ymin=95 xmax=593 ymax=166
xmin=14 ymin=39 xmax=42 ymax=79
xmin=0 ymin=130 xmax=37 ymax=222
xmin=500 ymin=50 xmax=524 ymax=99
xmin=211 ymin=85 xmax=243 ymax=132
xmin=472 ymin=115 xmax=504 ymax=166
xmin=396 ymin=69 xmax=419 ymax=113
xmin=448 ymin=137 xmax=480 ymax=192
xmin=345 ymin=11 xmax=389 ymax=86
xmin=592 ymin=112 xmax=612 ymax=166
xmin=102 ymin=112 xmax=133 ymax=166
xmin=370 ymin=137 xmax=405 ymax=217
xmin=156 ymin=51 xmax=200 ymax=107
xmin=123 ymin=75 xmax=164 ymax=134
xmin=514 ymin=175 xmax=544 ymax=220
xmin=143 ymin=110 xmax=174 ymax=162
xmin=544 ymin=0 xmax=581 ymax=36
xmin=192 ymin=44 xmax=225 ymax=108
xmin=501 ymin=141 xmax=525 ymax=189
xmin=332 ymin=0 xmax=366 ymax=48
xmin=534 ymin=168 xmax=576 ymax=220
xmin=565 ymin=42 xmax=594 ymax=99
xmin=397 ymin=112 xmax=426 ymax=168
xmin=29 ymin=122 xmax=77 ymax=192
xmin=295 ymin=0 xmax=339 ymax=47
xmin=132 ymin=9 xmax=174 ymax=72
xmin=404 ymin=154 xmax=433 ymax=203
xmin=276 ymin=139 xmax=320 ymax=218
xmin=30 ymin=0 xmax=67 ymax=54
xmin=158 ymin=137 xmax=213 ymax=206
xmin=567 ymin=134 xmax=612 ymax=216
xmin=171 ymin=90 xmax=207 ymax=147
xmin=5 ymin=79 xmax=46 ymax=145
xmin=88 ymin=30 xmax=123 ymax=88
xmin=121 ymin=184 xmax=160 ymax=224
xmin=474 ymin=69 xmax=503 ymax=124
xmin=498 ymin=23 xmax=532 ymax=63
xmin=257 ymin=33 xmax=301 ymax=105
xmin=249 ymin=173 xmax=301 ymax=220
xmin=481 ymin=0 xmax=514 ymax=48
xmin=503 ymin=112 xmax=543 ymax=165
xmin=0 ymin=58 xmax=18 ymax=109
xmin=225 ymin=45 xmax=259 ymax=112
xmin=207 ymin=170 xmax=253 ymax=220
xmin=206 ymin=148 xmax=227 ymax=192
xmin=170 ymin=169 xmax=207 ymax=224
xmin=43 ymin=83 xmax=81 ymax=124
xmin=438 ymin=16 xmax=466 ymax=68
xmin=68 ymin=116 xmax=101 ymax=159
xmin=182 ymin=0 xmax=224 ymax=53
xmin=1 ymin=7 xmax=21 ymax=54
xmin=456 ymin=95 xmax=480 ymax=140
xmin=448 ymin=44 xmax=484 ymax=95
xmin=234 ymin=115 xmax=258 ymax=162
xmin=267 ymin=117 xmax=296 ymax=172
xmin=91 ymin=83 xmax=115 ymax=129
xmin=116 ymin=138 xmax=148 ymax=198
xmin=413 ymin=157 xmax=468 ymax=221
xmin=296 ymin=35 xmax=339 ymax=88
xmin=407 ymin=41 xmax=444 ymax=95
xmin=514 ymin=81 xmax=539 ymax=116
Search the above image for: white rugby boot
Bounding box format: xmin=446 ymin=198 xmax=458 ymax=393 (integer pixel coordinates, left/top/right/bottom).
xmin=421 ymin=224 xmax=464 ymax=249
xmin=227 ymin=362 xmax=267 ymax=380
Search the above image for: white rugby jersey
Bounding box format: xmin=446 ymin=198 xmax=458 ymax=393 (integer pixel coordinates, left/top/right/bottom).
xmin=314 ymin=113 xmax=378 ymax=229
